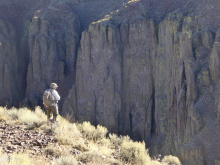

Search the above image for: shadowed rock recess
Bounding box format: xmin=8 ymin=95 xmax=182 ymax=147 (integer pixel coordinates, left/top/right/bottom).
xmin=0 ymin=0 xmax=220 ymax=164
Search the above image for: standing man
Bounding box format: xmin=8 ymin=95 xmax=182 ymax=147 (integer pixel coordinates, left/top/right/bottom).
xmin=43 ymin=83 xmax=60 ymax=125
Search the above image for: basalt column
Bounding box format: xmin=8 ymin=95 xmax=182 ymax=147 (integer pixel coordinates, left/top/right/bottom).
xmin=26 ymin=9 xmax=80 ymax=107
xmin=0 ymin=19 xmax=19 ymax=107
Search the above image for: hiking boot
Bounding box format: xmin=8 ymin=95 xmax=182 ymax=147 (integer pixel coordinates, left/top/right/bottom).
xmin=50 ymin=119 xmax=58 ymax=123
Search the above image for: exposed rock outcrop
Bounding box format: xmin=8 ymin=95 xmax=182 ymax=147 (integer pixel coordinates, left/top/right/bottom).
xmin=63 ymin=20 xmax=157 ymax=136
xmin=62 ymin=13 xmax=220 ymax=164
xmin=26 ymin=9 xmax=80 ymax=106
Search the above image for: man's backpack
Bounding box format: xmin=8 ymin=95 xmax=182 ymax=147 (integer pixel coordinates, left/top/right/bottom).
xmin=43 ymin=89 xmax=54 ymax=106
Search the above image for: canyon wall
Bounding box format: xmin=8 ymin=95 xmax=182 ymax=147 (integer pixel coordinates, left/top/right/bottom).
xmin=62 ymin=14 xmax=220 ymax=165
xmin=0 ymin=19 xmax=19 ymax=107
xmin=25 ymin=9 xmax=80 ymax=106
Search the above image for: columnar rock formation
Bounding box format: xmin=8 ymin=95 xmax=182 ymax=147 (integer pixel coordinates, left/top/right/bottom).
xmin=0 ymin=19 xmax=19 ymax=106
xmin=62 ymin=13 xmax=220 ymax=164
xmin=26 ymin=9 xmax=80 ymax=106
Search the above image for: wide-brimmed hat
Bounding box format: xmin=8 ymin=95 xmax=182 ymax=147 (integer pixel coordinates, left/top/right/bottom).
xmin=50 ymin=83 xmax=58 ymax=89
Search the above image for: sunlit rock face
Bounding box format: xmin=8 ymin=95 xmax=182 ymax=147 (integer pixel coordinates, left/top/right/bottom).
xmin=63 ymin=20 xmax=157 ymax=137
xmin=25 ymin=9 xmax=80 ymax=107
xmin=63 ymin=13 xmax=220 ymax=165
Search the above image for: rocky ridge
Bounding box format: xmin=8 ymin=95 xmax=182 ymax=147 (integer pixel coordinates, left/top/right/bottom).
xmin=0 ymin=121 xmax=57 ymax=164
xmin=0 ymin=107 xmax=173 ymax=165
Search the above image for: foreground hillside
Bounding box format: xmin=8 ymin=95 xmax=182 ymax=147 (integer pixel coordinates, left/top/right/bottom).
xmin=0 ymin=107 xmax=180 ymax=165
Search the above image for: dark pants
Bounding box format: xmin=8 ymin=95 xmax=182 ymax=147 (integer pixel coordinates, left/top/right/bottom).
xmin=46 ymin=104 xmax=58 ymax=121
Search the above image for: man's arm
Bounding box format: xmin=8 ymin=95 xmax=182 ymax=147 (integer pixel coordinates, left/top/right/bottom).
xmin=52 ymin=90 xmax=60 ymax=101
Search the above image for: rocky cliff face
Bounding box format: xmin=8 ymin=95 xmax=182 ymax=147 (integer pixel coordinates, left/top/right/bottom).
xmin=63 ymin=20 xmax=157 ymax=137
xmin=26 ymin=8 xmax=80 ymax=106
xmin=62 ymin=13 xmax=220 ymax=164
xmin=0 ymin=0 xmax=81 ymax=107
xmin=0 ymin=19 xmax=19 ymax=106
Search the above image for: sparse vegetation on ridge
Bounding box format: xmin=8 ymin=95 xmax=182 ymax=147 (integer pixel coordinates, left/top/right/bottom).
xmin=0 ymin=107 xmax=181 ymax=165
xmin=92 ymin=0 xmax=141 ymax=24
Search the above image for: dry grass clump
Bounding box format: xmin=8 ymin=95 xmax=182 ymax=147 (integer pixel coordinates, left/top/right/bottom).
xmin=162 ymin=155 xmax=181 ymax=165
xmin=8 ymin=153 xmax=34 ymax=165
xmin=120 ymin=140 xmax=151 ymax=165
xmin=77 ymin=121 xmax=96 ymax=140
xmin=77 ymin=151 xmax=103 ymax=164
xmin=54 ymin=116 xmax=82 ymax=145
xmin=44 ymin=146 xmax=62 ymax=158
xmin=85 ymin=140 xmax=113 ymax=158
xmin=0 ymin=151 xmax=34 ymax=165
xmin=0 ymin=148 xmax=8 ymax=165
xmin=120 ymin=139 xmax=164 ymax=165
xmin=77 ymin=151 xmax=121 ymax=165
xmin=18 ymin=106 xmax=46 ymax=127
xmin=0 ymin=106 xmax=12 ymax=122
xmin=109 ymin=133 xmax=130 ymax=148
xmin=96 ymin=125 xmax=108 ymax=140
xmin=77 ymin=122 xmax=108 ymax=141
xmin=5 ymin=108 xmax=19 ymax=121
xmin=0 ymin=106 xmax=47 ymax=127
xmin=108 ymin=134 xmax=161 ymax=165
xmin=53 ymin=156 xmax=78 ymax=165
xmin=72 ymin=144 xmax=89 ymax=152
xmin=98 ymin=137 xmax=111 ymax=146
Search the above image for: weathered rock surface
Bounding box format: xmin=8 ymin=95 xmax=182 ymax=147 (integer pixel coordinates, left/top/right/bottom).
xmin=62 ymin=13 xmax=220 ymax=164
xmin=0 ymin=122 xmax=55 ymax=153
xmin=26 ymin=8 xmax=80 ymax=106
xmin=0 ymin=19 xmax=19 ymax=107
